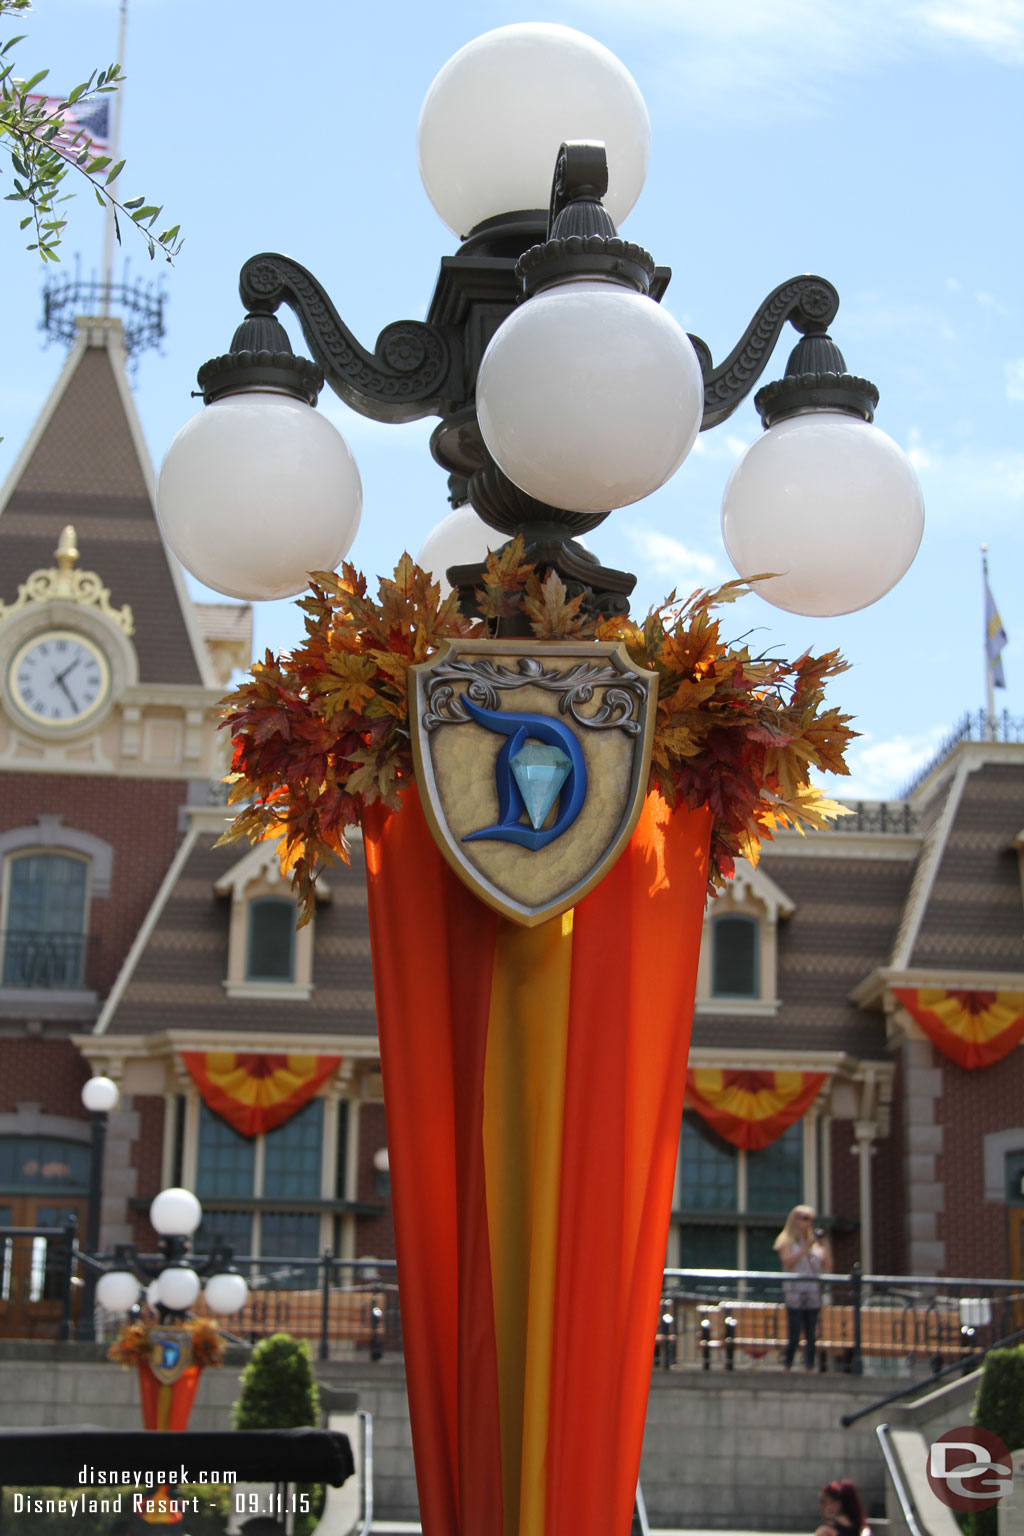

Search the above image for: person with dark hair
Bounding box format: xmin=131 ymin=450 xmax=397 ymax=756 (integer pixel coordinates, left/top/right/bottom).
xmin=815 ymin=1478 xmax=870 ymax=1536
xmin=774 ymin=1204 xmax=832 ymax=1370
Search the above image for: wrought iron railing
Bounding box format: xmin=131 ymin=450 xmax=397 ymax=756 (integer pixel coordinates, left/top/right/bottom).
xmin=831 ymin=801 xmax=919 ymax=835
xmin=0 ymin=931 xmax=97 ymax=989
xmin=48 ymin=1252 xmax=1017 ymax=1371
xmin=898 ymin=709 xmax=1024 ymax=799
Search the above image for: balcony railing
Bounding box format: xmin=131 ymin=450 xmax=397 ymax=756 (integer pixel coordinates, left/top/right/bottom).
xmin=0 ymin=931 xmax=97 ymax=990
xmin=53 ymin=1248 xmax=1024 ymax=1372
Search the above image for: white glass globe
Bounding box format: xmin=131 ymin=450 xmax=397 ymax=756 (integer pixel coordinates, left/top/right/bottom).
xmin=157 ymin=392 xmax=363 ymax=602
xmin=154 ymin=1265 xmax=201 ymax=1313
xmin=203 ymin=1271 xmax=249 ymax=1316
xmin=418 ymin=23 xmax=650 ymax=236
xmin=149 ymin=1187 xmax=202 ymax=1237
xmin=721 ymin=411 xmax=925 ymax=617
xmin=417 ymin=506 xmax=502 ymax=594
xmin=146 ymin=1280 xmax=161 ymax=1310
xmin=81 ymin=1076 xmax=119 ymax=1114
xmin=96 ymin=1269 xmax=141 ymax=1314
xmin=476 ymin=281 xmax=704 ymax=514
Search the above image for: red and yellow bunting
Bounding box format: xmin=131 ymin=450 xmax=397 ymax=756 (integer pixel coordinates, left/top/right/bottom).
xmin=363 ymin=786 xmax=711 ymax=1536
xmin=685 ymin=1068 xmax=826 ymax=1151
xmin=894 ymin=988 xmax=1024 ymax=1070
xmin=180 ymin=1051 xmax=341 ymax=1137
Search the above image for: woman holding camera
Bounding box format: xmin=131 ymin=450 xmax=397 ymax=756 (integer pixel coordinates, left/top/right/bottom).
xmin=774 ymin=1204 xmax=832 ymax=1371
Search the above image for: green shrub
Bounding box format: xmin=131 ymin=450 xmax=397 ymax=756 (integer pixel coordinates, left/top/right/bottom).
xmin=965 ymin=1345 xmax=1024 ymax=1536
xmin=232 ymin=1333 xmax=323 ymax=1535
xmin=232 ymin=1332 xmax=320 ymax=1431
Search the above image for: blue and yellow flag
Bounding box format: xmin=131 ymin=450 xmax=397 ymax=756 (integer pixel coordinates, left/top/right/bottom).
xmin=985 ymin=566 xmax=1008 ymax=689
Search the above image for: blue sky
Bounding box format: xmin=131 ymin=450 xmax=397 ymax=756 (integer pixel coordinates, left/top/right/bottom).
xmin=1 ymin=0 xmax=1022 ymax=800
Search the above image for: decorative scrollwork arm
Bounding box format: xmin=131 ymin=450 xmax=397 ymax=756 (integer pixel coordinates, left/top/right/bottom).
xmin=239 ymin=253 xmax=452 ymax=423
xmin=692 ymin=275 xmax=840 ymax=430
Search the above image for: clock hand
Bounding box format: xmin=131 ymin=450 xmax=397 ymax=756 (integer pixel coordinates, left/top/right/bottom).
xmin=53 ymin=656 xmax=82 ymax=685
xmin=56 ymin=675 xmax=79 ymax=714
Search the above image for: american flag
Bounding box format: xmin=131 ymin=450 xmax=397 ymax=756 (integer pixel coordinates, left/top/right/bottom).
xmin=26 ymin=94 xmax=110 ymax=157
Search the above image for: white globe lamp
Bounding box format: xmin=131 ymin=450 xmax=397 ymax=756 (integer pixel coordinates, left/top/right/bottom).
xmin=204 ymin=1271 xmax=250 ymax=1316
xmin=95 ymin=1269 xmax=141 ymax=1314
xmin=157 ymin=392 xmax=362 ymax=602
xmin=418 ymin=23 xmax=650 ymax=236
xmin=417 ymin=506 xmax=503 ymax=593
xmin=81 ymin=1076 xmax=120 ymax=1114
xmin=722 ymin=411 xmax=925 ymax=617
xmin=153 ymin=1265 xmax=202 ymax=1313
xmin=476 ymin=281 xmax=703 ymax=514
xmin=149 ymin=1187 xmax=202 ymax=1238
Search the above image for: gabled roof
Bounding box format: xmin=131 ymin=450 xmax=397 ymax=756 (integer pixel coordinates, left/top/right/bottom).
xmin=0 ymin=317 xmax=213 ymax=688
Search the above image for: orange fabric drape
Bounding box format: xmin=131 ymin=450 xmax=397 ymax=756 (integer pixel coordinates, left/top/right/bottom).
xmin=135 ymin=1362 xmax=201 ymax=1525
xmin=894 ymin=987 xmax=1024 ymax=1069
xmin=362 ymin=786 xmax=711 ymax=1536
xmin=180 ymin=1051 xmax=341 ymax=1137
xmin=685 ymin=1068 xmax=827 ymax=1151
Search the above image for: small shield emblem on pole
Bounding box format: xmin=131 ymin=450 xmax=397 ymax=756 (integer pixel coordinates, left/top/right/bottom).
xmin=147 ymin=1326 xmax=193 ymax=1385
xmin=409 ymin=640 xmax=658 ymax=926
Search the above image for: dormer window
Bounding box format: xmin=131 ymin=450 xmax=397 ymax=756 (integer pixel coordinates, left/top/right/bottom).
xmin=215 ymin=841 xmax=325 ymax=1001
xmin=246 ymin=898 xmax=296 ymax=983
xmin=695 ymin=859 xmax=795 ymax=1015
xmin=711 ymin=913 xmax=759 ymax=999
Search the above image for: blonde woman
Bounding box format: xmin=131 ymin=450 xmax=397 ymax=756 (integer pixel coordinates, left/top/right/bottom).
xmin=774 ymin=1204 xmax=832 ymax=1371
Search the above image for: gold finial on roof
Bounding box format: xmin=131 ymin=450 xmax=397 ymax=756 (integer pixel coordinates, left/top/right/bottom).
xmin=0 ymin=528 xmax=134 ymax=635
xmin=55 ymin=525 xmax=79 ymax=573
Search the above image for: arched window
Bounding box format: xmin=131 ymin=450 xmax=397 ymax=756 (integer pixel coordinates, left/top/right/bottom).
xmin=711 ymin=913 xmax=759 ymax=998
xmin=2 ymin=852 xmax=89 ymax=988
xmin=246 ymin=898 xmax=296 ymax=982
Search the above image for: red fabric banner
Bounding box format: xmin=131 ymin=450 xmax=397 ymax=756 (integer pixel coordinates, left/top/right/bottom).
xmin=894 ymin=987 xmax=1024 ymax=1069
xmin=363 ymin=786 xmax=711 ymax=1536
xmin=685 ymin=1068 xmax=827 ymax=1151
xmin=180 ymin=1051 xmax=341 ymax=1137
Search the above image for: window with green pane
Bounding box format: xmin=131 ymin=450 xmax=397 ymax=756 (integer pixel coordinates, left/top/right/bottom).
xmin=679 ymin=1223 xmax=737 ymax=1272
xmin=711 ymin=914 xmax=758 ymax=997
xmin=263 ymin=1099 xmax=323 ymax=1199
xmin=3 ymin=853 xmax=88 ymax=987
xmin=746 ymin=1120 xmax=803 ymax=1213
xmin=680 ymin=1113 xmax=737 ymax=1212
xmin=194 ymin=1208 xmax=253 ymax=1258
xmin=246 ymin=898 xmax=295 ymax=982
xmin=195 ymin=1104 xmax=256 ymax=1197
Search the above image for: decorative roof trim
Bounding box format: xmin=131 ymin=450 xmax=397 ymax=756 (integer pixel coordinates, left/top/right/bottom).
xmin=853 ymin=964 xmax=1024 ymax=1011
xmin=0 ymin=525 xmax=134 ymax=634
xmin=707 ymin=856 xmax=795 ymax=918
xmin=889 ymin=757 xmax=969 ymax=970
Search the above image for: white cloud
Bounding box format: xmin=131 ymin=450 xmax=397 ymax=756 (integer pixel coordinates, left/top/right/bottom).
xmin=913 ymin=0 xmax=1024 ymax=59
xmin=623 ymin=526 xmax=719 ymax=579
xmin=1006 ymin=359 xmax=1024 ymax=402
xmin=818 ymin=726 xmax=949 ymax=800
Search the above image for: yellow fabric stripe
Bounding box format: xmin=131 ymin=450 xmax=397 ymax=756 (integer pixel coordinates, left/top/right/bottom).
xmin=483 ymin=910 xmax=573 ymax=1536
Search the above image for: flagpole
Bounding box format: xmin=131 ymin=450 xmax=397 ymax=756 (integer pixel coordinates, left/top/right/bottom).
xmin=101 ymin=0 xmax=128 ymax=317
xmin=982 ymin=546 xmax=995 ymax=737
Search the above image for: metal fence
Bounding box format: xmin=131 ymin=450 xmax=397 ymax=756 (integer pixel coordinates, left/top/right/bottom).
xmin=4 ymin=1225 xmax=1022 ymax=1375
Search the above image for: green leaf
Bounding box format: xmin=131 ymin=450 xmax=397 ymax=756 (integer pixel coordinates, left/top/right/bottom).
xmin=22 ymin=70 xmax=47 ymax=91
xmin=122 ymin=193 xmax=144 ymax=210
xmin=105 ymin=158 xmax=124 ymax=183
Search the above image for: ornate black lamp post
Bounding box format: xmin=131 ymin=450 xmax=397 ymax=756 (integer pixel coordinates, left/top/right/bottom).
xmin=79 ymin=1073 xmax=119 ymax=1341
xmin=154 ymin=24 xmax=923 ymax=626
xmin=94 ymin=1186 xmax=249 ymax=1322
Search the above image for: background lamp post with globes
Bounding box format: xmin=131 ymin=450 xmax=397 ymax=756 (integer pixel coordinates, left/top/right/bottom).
xmin=93 ymin=1184 xmax=250 ymax=1323
xmin=78 ymin=1072 xmax=120 ymax=1342
xmin=153 ymin=21 xmax=925 ymax=1536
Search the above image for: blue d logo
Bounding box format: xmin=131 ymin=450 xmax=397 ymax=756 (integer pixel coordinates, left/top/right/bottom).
xmin=461 ymin=699 xmax=587 ymax=850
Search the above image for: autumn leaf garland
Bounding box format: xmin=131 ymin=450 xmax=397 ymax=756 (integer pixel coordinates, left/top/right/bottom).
xmin=220 ymin=543 xmax=856 ymax=921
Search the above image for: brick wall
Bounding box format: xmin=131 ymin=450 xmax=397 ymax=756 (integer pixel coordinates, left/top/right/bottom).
xmin=0 ymin=774 xmax=188 ymax=996
xmin=0 ymin=1036 xmax=90 ymax=1117
xmin=937 ymin=1045 xmax=1024 ymax=1276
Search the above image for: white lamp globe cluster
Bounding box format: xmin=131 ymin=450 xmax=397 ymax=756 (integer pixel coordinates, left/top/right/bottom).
xmin=96 ymin=1185 xmax=249 ymax=1320
xmin=155 ymin=21 xmax=923 ymax=622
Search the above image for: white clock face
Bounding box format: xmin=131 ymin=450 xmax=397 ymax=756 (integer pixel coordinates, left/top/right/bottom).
xmin=8 ymin=630 xmax=111 ymax=728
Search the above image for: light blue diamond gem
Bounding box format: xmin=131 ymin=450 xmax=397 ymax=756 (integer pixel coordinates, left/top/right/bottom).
xmin=510 ymin=741 xmax=572 ymax=831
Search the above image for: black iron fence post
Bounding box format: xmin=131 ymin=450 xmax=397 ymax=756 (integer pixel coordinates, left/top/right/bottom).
xmin=319 ymin=1247 xmax=332 ymax=1363
xmin=58 ymin=1215 xmax=77 ymax=1342
xmin=851 ymin=1263 xmax=863 ymax=1375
